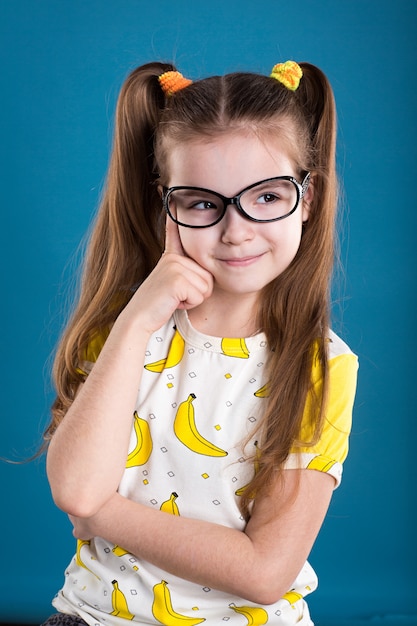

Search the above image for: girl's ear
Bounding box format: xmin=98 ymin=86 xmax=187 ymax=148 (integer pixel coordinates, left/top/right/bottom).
xmin=302 ymin=175 xmax=314 ymax=223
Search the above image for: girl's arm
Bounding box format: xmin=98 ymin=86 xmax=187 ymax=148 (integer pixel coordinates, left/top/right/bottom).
xmin=70 ymin=468 xmax=334 ymax=605
xmin=47 ymin=220 xmax=213 ymax=518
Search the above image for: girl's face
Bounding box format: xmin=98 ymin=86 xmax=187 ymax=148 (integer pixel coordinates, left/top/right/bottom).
xmin=165 ymin=131 xmax=310 ymax=309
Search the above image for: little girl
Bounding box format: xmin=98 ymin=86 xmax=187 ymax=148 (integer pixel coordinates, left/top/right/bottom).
xmin=42 ymin=60 xmax=358 ymax=625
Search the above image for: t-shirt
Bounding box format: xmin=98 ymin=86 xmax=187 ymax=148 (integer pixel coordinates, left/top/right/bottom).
xmin=52 ymin=309 xmax=358 ymax=625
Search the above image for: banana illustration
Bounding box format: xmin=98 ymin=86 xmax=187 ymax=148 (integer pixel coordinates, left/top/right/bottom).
xmin=110 ymin=579 xmax=135 ymax=620
xmin=229 ymin=603 xmax=268 ymax=625
xmin=160 ymin=492 xmax=180 ymax=515
xmin=306 ymin=455 xmax=336 ymax=473
xmin=145 ymin=326 xmax=185 ymax=372
xmin=254 ymin=382 xmax=269 ymax=398
xmin=125 ymin=411 xmax=153 ymax=468
xmin=112 ymin=544 xmax=130 ymax=557
xmin=235 ymin=441 xmax=260 ymax=497
xmin=281 ymin=590 xmax=303 ymax=605
xmin=152 ymin=580 xmax=205 ymax=625
xmin=75 ymin=539 xmax=90 ymax=568
xmin=174 ymin=394 xmax=227 ymax=457
xmin=75 ymin=539 xmax=100 ymax=579
xmin=221 ymin=337 xmax=250 ymax=359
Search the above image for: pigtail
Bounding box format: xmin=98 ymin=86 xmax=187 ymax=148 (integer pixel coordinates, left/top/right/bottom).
xmin=47 ymin=62 xmax=173 ymax=438
xmin=296 ymin=62 xmax=338 ymax=240
xmin=104 ymin=63 xmax=174 ymax=274
xmin=90 ymin=61 xmax=175 ymax=291
xmin=294 ymin=62 xmax=338 ymax=322
xmin=297 ymin=63 xmax=337 ymax=167
xmin=293 ymin=62 xmax=338 ymax=299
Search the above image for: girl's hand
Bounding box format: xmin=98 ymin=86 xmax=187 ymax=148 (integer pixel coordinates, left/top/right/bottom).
xmin=122 ymin=217 xmax=213 ymax=335
xmin=48 ymin=221 xmax=213 ymax=519
xmin=69 ymin=513 xmax=94 ymax=541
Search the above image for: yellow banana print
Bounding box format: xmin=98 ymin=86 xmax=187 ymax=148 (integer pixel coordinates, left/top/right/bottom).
xmin=112 ymin=545 xmax=130 ymax=557
xmin=174 ymin=394 xmax=227 ymax=457
xmin=75 ymin=539 xmax=90 ymax=569
xmin=75 ymin=539 xmax=100 ymax=579
xmin=221 ymin=337 xmax=250 ymax=359
xmin=152 ymin=580 xmax=205 ymax=625
xmin=145 ymin=327 xmax=185 ymax=372
xmin=254 ymin=382 xmax=269 ymax=398
xmin=125 ymin=411 xmax=153 ymax=468
xmin=110 ymin=579 xmax=135 ymax=620
xmin=160 ymin=492 xmax=180 ymax=515
xmin=281 ymin=590 xmax=303 ymax=605
xmin=229 ymin=603 xmax=268 ymax=625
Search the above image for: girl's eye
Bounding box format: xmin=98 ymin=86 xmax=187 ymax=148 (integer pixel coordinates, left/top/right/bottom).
xmin=190 ymin=200 xmax=219 ymax=211
xmin=256 ymin=192 xmax=280 ymax=204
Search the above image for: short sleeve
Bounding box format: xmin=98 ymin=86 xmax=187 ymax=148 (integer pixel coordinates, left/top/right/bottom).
xmin=284 ymin=333 xmax=358 ymax=488
xmin=76 ymin=327 xmax=110 ymax=376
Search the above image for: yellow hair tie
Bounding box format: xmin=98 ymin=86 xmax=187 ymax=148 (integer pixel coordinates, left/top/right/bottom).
xmin=158 ymin=70 xmax=193 ymax=96
xmin=270 ymin=61 xmax=303 ymax=91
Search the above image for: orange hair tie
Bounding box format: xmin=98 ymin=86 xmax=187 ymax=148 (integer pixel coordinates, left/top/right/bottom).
xmin=158 ymin=70 xmax=193 ymax=96
xmin=270 ymin=61 xmax=303 ymax=91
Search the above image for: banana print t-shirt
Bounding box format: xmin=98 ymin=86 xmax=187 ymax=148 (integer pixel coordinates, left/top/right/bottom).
xmin=52 ymin=309 xmax=358 ymax=626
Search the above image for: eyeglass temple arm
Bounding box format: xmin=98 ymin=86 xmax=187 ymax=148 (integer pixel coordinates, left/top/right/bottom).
xmin=301 ymin=173 xmax=311 ymax=197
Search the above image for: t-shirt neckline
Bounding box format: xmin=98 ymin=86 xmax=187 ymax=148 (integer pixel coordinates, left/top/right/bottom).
xmin=173 ymin=309 xmax=268 ymax=355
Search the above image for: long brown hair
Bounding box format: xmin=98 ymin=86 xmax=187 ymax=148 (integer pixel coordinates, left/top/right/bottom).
xmin=47 ymin=61 xmax=337 ymax=514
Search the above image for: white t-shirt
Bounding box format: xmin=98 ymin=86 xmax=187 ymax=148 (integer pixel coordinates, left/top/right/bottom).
xmin=52 ymin=309 xmax=358 ymax=625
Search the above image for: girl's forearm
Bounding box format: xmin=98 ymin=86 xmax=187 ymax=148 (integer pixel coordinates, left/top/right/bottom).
xmin=87 ymin=495 xmax=261 ymax=601
xmin=47 ymin=314 xmax=151 ymax=517
xmin=81 ymin=493 xmax=286 ymax=605
xmin=70 ymin=471 xmax=333 ymax=605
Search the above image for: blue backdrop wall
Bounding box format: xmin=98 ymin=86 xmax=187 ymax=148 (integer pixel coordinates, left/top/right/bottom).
xmin=1 ymin=1 xmax=416 ymax=624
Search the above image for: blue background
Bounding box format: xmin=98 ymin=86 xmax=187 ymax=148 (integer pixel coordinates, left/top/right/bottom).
xmin=1 ymin=1 xmax=416 ymax=624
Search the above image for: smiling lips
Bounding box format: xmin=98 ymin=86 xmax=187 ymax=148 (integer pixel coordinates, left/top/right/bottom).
xmin=220 ymin=253 xmax=265 ymax=267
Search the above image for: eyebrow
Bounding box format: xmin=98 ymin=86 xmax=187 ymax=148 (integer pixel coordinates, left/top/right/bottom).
xmin=166 ymin=176 xmax=300 ymax=198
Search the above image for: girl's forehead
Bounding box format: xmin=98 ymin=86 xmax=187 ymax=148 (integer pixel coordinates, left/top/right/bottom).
xmin=161 ymin=123 xmax=303 ymax=175
xmin=164 ymin=131 xmax=299 ymax=192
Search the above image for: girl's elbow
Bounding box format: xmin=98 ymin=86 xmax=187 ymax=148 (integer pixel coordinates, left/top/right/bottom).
xmin=243 ymin=585 xmax=285 ymax=607
xmin=48 ymin=476 xmax=105 ymax=518
xmin=47 ymin=463 xmax=109 ymax=517
xmin=49 ymin=486 xmax=94 ymax=518
xmin=239 ymin=565 xmax=294 ymax=606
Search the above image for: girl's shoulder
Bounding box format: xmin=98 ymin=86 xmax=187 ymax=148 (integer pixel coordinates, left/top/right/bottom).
xmin=310 ymin=328 xmax=358 ymax=388
xmin=326 ymin=328 xmax=357 ymax=361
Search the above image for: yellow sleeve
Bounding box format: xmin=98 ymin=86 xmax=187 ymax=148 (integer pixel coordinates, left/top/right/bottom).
xmin=76 ymin=327 xmax=110 ymax=376
xmin=285 ymin=349 xmax=358 ymax=487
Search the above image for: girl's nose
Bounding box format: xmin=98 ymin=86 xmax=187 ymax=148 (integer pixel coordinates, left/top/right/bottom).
xmin=220 ymin=203 xmax=255 ymax=244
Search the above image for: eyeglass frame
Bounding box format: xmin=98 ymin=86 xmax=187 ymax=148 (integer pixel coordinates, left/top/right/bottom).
xmin=162 ymin=173 xmax=311 ymax=229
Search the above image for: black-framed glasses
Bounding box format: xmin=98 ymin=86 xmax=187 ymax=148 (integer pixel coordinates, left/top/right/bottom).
xmin=163 ymin=173 xmax=310 ymax=229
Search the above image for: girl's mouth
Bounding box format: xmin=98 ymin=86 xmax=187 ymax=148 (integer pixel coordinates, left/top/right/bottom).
xmin=220 ymin=254 xmax=264 ymax=267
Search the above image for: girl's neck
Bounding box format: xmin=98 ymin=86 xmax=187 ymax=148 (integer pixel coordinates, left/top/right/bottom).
xmin=187 ymin=291 xmax=260 ymax=338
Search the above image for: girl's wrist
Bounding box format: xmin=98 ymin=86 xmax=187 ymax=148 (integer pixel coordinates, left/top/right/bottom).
xmin=91 ymin=493 xmax=126 ymax=542
xmin=113 ymin=305 xmax=156 ymax=345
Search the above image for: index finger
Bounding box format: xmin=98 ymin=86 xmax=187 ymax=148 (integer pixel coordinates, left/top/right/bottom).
xmin=164 ymin=214 xmax=185 ymax=256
